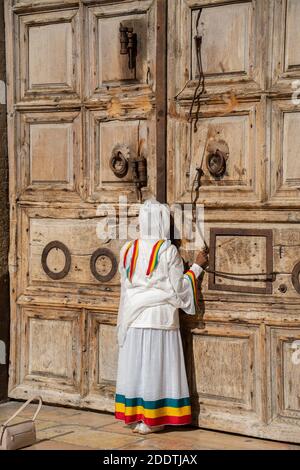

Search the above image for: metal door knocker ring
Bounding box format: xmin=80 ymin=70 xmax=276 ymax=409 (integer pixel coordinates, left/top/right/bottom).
xmin=206 ymin=139 xmax=229 ymax=178
xmin=206 ymin=149 xmax=227 ymax=177
xmin=41 ymin=241 xmax=71 ymax=280
xmin=90 ymin=248 xmax=118 ymax=283
xmin=109 ymin=145 xmax=130 ymax=178
xmin=292 ymin=261 xmax=300 ymax=294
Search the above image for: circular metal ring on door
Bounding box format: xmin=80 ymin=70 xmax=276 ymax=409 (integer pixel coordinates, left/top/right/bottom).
xmin=291 ymin=261 xmax=300 ymax=294
xmin=109 ymin=145 xmax=130 ymax=178
xmin=206 ymin=150 xmax=227 ymax=177
xmin=41 ymin=241 xmax=71 ymax=280
xmin=90 ymin=248 xmax=118 ymax=283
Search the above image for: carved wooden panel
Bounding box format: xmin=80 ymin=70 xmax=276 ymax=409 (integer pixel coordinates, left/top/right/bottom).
xmin=87 ymin=112 xmax=155 ymax=201
xmin=270 ymin=100 xmax=300 ymax=204
xmin=169 ymin=100 xmax=264 ymax=204
xmin=17 ymin=9 xmax=80 ymax=103
xmin=84 ymin=312 xmax=118 ymax=412
xmin=21 ymin=211 xmax=126 ymax=292
xmin=191 ymin=3 xmax=252 ymax=78
xmin=198 ymin=220 xmax=300 ymax=302
xmin=208 ymin=228 xmax=273 ymax=294
xmin=17 ymin=110 xmax=82 ymax=201
xmin=168 ymin=0 xmax=267 ymax=102
xmin=270 ymin=326 xmax=300 ymax=420
xmin=86 ymin=0 xmax=155 ymax=97
xmin=271 ymin=0 xmax=300 ymax=93
xmin=191 ymin=323 xmax=260 ymax=415
xmin=18 ymin=307 xmax=82 ymax=395
xmin=273 ymin=227 xmax=300 ymax=299
xmin=98 ymin=323 xmax=118 ymax=383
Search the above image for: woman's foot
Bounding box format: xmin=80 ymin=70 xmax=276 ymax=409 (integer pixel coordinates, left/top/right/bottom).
xmin=138 ymin=422 xmax=165 ymax=434
xmin=131 ymin=422 xmax=141 ymax=433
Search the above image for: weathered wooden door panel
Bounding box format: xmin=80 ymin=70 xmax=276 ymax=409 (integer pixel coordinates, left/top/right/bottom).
xmin=269 ymin=100 xmax=300 ymax=204
xmin=168 ymin=0 xmax=300 ymax=443
xmin=17 ymin=110 xmax=83 ymax=202
xmin=169 ymin=100 xmax=264 ymax=205
xmin=6 ymin=0 xmax=161 ymax=409
xmin=17 ymin=8 xmax=81 ymax=105
xmin=271 ymin=0 xmax=300 ymax=93
xmin=190 ymin=323 xmax=262 ymax=421
xmin=18 ymin=208 xmax=126 ymax=293
xmin=269 ymin=327 xmax=300 ymax=424
xmin=87 ymin=112 xmax=156 ymax=202
xmin=18 ymin=307 xmax=83 ymax=401
xmin=268 ymin=0 xmax=300 ymax=207
xmin=84 ymin=312 xmax=118 ymax=411
xmin=197 ymin=217 xmax=300 ymax=302
xmin=86 ymin=0 xmax=156 ymax=93
xmin=171 ymin=0 xmax=267 ymax=96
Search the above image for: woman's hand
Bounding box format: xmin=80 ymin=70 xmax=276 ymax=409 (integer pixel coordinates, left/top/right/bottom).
xmin=195 ymin=249 xmax=209 ymax=269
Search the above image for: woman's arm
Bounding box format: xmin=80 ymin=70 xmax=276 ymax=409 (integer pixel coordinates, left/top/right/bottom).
xmin=167 ymin=245 xmax=206 ymax=315
xmin=117 ymin=242 xmax=131 ymax=326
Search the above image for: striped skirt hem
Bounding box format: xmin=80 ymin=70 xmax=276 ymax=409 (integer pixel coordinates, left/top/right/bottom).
xmin=115 ymin=394 xmax=192 ymax=426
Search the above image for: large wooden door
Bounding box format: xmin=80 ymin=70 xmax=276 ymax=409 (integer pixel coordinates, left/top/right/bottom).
xmin=5 ymin=0 xmax=300 ymax=444
xmin=168 ymin=0 xmax=300 ymax=443
xmin=5 ymin=0 xmax=165 ymax=411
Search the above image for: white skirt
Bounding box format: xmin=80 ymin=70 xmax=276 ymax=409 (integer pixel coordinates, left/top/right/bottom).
xmin=115 ymin=328 xmax=192 ymax=426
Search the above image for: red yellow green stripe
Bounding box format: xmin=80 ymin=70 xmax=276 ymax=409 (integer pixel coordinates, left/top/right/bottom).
xmin=123 ymin=241 xmax=133 ymax=269
xmin=184 ymin=269 xmax=197 ymax=308
xmin=123 ymin=240 xmax=139 ymax=281
xmin=128 ymin=239 xmax=139 ymax=281
xmin=146 ymin=240 xmax=165 ymax=276
xmin=115 ymin=411 xmax=191 ymax=426
xmin=115 ymin=394 xmax=192 ymax=426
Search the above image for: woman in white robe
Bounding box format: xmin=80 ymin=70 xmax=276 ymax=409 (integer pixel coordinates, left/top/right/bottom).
xmin=115 ymin=198 xmax=207 ymax=434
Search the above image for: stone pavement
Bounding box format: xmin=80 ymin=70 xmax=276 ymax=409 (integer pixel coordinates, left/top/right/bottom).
xmin=0 ymin=401 xmax=299 ymax=450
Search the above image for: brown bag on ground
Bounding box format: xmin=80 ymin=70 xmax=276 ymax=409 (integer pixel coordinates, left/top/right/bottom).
xmin=0 ymin=396 xmax=42 ymax=450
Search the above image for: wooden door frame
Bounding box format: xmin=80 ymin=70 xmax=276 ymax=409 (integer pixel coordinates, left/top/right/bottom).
xmin=0 ymin=0 xmax=10 ymax=403
xmin=156 ymin=0 xmax=167 ymax=203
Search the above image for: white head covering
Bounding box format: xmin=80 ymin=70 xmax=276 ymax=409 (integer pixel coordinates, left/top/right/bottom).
xmin=138 ymin=198 xmax=170 ymax=240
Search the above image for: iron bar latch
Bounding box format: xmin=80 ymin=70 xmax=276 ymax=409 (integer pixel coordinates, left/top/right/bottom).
xmin=119 ymin=23 xmax=137 ymax=73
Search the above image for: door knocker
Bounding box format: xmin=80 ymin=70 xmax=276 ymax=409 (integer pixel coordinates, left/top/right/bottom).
xmin=110 ymin=145 xmax=130 ymax=178
xmin=206 ymin=149 xmax=227 ymax=177
xmin=206 ymin=139 xmax=229 ymax=178
xmin=109 ymin=141 xmax=148 ymax=202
